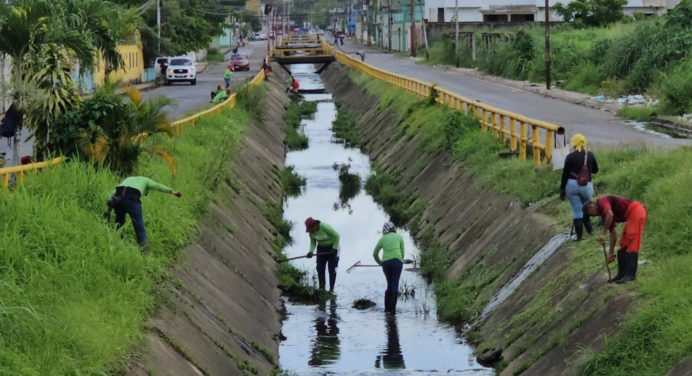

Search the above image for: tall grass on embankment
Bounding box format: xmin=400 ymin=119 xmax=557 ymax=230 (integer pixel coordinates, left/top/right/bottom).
xmin=348 ymin=68 xmax=692 ymax=375
xmin=424 ymin=1 xmax=692 ymax=115
xmin=0 ymin=106 xmax=251 ymax=374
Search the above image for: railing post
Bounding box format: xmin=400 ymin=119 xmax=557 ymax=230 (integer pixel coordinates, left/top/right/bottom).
xmin=499 ymin=115 xmax=506 ymax=144
xmin=519 ymin=122 xmax=527 ymax=161
xmin=2 ymin=174 xmax=8 ymax=188
xmin=510 ymin=118 xmax=517 ymax=151
xmin=480 ymin=109 xmax=487 ymax=131
xmin=532 ymin=125 xmax=541 ymax=166
xmin=18 ymin=171 xmax=24 ymax=186
xmin=492 ymin=112 xmax=498 ymax=138
xmin=545 ymin=129 xmax=554 ymax=164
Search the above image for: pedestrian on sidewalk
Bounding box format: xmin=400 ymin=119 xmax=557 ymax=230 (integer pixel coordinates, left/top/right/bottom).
xmin=372 ymin=221 xmax=405 ymax=313
xmin=224 ymin=65 xmax=234 ymax=88
xmin=583 ymin=195 xmax=647 ymax=283
xmin=305 ymin=217 xmax=340 ymax=292
xmin=108 ymin=176 xmax=181 ymax=253
xmin=560 ymin=133 xmax=599 ymax=241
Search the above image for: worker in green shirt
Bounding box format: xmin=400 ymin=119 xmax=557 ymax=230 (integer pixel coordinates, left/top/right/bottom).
xmin=373 ymin=222 xmax=404 ymax=313
xmin=212 ymin=88 xmax=231 ymax=104
xmin=305 ymin=217 xmax=340 ymax=292
xmin=224 ymin=65 xmax=234 ymax=88
xmin=108 ymin=176 xmax=181 ymax=251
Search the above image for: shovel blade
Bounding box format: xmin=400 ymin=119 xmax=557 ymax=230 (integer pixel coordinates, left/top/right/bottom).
xmin=346 ymin=260 xmax=362 ymax=273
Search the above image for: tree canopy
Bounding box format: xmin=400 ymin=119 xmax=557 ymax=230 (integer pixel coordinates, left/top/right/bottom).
xmin=554 ymin=0 xmax=627 ymax=27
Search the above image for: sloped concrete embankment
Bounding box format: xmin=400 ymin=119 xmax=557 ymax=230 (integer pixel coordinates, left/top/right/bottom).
xmin=129 ymin=76 xmax=290 ymax=375
xmin=323 ymin=64 xmax=633 ymax=375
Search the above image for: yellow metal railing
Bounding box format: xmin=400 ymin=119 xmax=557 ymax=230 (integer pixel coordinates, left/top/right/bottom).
xmin=324 ymin=43 xmax=564 ymax=165
xmin=0 ymin=69 xmax=266 ymax=188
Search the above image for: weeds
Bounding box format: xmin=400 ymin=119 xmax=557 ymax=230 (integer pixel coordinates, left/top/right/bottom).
xmin=236 ymin=84 xmax=268 ymax=121
xmin=279 ymin=166 xmax=306 ymax=197
xmin=617 ymin=106 xmax=657 ymax=121
xmin=332 ymin=162 xmax=361 ymax=208
xmin=283 ymin=100 xmax=316 ymax=151
xmin=331 ymin=105 xmax=360 ymax=147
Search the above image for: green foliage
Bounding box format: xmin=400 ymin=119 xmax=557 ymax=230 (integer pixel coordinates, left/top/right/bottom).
xmin=279 ymin=166 xmax=306 ymax=197
xmin=0 ymin=106 xmax=249 ymax=374
xmin=554 ymin=0 xmax=627 ymax=27
xmin=333 ymin=162 xmax=361 ymax=206
xmin=656 ymin=58 xmax=692 ymax=115
xmin=236 ymin=83 xmax=268 ymax=121
xmin=282 ymin=100 xmax=316 ymax=151
xmin=364 ymin=171 xmax=419 ymax=227
xmin=206 ymin=47 xmax=224 ymax=62
xmin=331 ymin=106 xmax=360 ymax=147
xmin=617 ymin=106 xmax=657 ymax=121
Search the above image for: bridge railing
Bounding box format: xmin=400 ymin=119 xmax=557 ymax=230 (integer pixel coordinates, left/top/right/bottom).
xmin=324 ymin=43 xmax=564 ymax=165
xmin=0 ymin=69 xmax=266 ymax=188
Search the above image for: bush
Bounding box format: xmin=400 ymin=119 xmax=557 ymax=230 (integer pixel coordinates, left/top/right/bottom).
xmin=656 ymin=59 xmax=692 ymax=115
xmin=282 ymin=100 xmax=316 ymax=151
xmin=279 ymin=166 xmax=306 ymax=197
xmin=236 ymin=84 xmax=267 ymax=120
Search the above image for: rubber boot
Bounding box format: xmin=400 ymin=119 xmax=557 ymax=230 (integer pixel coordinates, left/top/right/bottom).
xmin=328 ymin=270 xmax=337 ymax=293
xmin=616 ymin=252 xmax=638 ymax=284
xmin=583 ymin=216 xmax=593 ymax=235
xmin=572 ymin=219 xmax=584 ymax=241
xmin=609 ymin=249 xmax=627 ymax=283
xmin=389 ymin=291 xmax=398 ymax=313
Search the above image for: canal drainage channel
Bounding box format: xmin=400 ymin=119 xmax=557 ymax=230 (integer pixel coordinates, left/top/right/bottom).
xmin=278 ymin=64 xmax=493 ymax=375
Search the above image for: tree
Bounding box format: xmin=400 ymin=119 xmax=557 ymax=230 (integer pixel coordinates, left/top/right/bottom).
xmin=554 ymin=0 xmax=627 ymax=27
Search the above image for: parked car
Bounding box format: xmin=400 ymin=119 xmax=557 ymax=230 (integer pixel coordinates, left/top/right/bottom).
xmin=228 ymin=53 xmax=250 ymax=71
xmin=165 ymin=57 xmax=196 ymax=85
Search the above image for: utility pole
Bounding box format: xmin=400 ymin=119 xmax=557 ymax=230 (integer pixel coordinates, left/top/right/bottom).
xmin=387 ymin=0 xmax=392 ymax=51
xmin=544 ymin=0 xmax=551 ymax=89
xmin=455 ymin=0 xmax=459 ymax=67
xmin=410 ymin=0 xmax=416 ymax=56
xmin=418 ymin=0 xmax=429 ymax=59
xmin=157 ymin=0 xmax=161 ymax=55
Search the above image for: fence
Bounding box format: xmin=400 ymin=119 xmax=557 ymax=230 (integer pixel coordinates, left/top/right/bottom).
xmin=324 ymin=43 xmax=565 ymax=165
xmin=0 ymin=69 xmax=266 ymax=189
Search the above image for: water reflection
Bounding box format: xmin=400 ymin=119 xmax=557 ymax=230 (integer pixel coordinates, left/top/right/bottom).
xmin=375 ymin=315 xmax=406 ymax=370
xmin=308 ymin=298 xmax=341 ymax=366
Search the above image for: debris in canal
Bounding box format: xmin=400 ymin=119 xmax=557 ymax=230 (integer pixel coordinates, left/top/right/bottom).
xmin=332 ymin=162 xmax=361 ymax=209
xmin=476 ymin=347 xmax=503 ymax=367
xmin=352 ymin=298 xmax=376 ymax=310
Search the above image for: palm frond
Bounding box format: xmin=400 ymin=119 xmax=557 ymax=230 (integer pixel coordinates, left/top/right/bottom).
xmin=145 ymin=146 xmax=177 ymax=177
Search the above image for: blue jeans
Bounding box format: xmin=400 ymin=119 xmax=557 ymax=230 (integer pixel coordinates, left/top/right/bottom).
xmin=115 ymin=198 xmax=147 ymax=247
xmin=566 ymin=179 xmax=593 ymax=219
xmin=381 ymin=259 xmax=403 ymax=293
xmin=224 ymin=78 xmax=232 ymax=88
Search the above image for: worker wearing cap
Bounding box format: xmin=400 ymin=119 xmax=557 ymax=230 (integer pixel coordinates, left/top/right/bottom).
xmin=305 ymin=217 xmax=340 ymax=292
xmin=583 ymin=195 xmax=647 ymax=283
xmin=373 ymin=221 xmax=404 ymax=313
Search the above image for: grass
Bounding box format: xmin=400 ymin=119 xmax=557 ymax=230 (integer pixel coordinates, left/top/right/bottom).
xmin=617 ymin=106 xmax=657 ymax=121
xmin=0 ymin=106 xmax=251 ymax=374
xmin=346 ymin=66 xmax=692 ymax=375
xmin=279 ymin=166 xmax=306 ymax=197
xmin=206 ymin=47 xmax=224 ymax=63
xmin=283 ymin=100 xmax=317 ymax=151
xmin=331 ymin=105 xmax=360 ymax=147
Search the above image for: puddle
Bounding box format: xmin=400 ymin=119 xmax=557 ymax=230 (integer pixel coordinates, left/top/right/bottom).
xmin=278 ymin=64 xmax=494 ymax=375
xmin=628 ymin=120 xmax=689 ymax=139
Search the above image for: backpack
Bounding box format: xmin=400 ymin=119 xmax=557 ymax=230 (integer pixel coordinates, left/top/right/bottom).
xmin=576 ymin=151 xmax=590 ymax=186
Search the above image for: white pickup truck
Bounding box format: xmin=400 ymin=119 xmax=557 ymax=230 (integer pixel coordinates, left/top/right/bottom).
xmin=165 ymin=56 xmax=196 ymax=85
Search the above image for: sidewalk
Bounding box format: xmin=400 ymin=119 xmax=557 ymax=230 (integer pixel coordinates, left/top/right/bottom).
xmin=336 ymin=39 xmax=690 ymax=149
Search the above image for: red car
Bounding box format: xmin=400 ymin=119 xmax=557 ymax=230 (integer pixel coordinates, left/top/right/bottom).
xmin=228 ymin=53 xmax=250 ymax=71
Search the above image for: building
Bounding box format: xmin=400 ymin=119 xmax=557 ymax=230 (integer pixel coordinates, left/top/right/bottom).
xmin=424 ymin=0 xmax=680 ymax=24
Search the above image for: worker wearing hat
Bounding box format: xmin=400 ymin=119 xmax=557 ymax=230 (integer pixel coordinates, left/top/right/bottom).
xmin=305 ymin=217 xmax=340 ymax=292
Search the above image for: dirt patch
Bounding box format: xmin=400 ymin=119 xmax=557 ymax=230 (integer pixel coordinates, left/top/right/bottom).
xmin=323 ymin=64 xmax=634 ymax=376
xmin=128 ymin=72 xmax=291 ymax=375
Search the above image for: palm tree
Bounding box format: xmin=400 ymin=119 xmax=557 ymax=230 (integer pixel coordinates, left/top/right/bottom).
xmin=0 ymin=0 xmax=137 ymax=158
xmin=75 ymin=86 xmax=177 ymax=176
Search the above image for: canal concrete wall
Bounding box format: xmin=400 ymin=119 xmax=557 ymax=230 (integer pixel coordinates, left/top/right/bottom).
xmin=128 ymin=75 xmax=290 ymax=376
xmin=323 ymin=64 xmax=633 ymax=375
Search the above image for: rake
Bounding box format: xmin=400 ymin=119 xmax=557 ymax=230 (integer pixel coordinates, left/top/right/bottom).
xmin=346 ymin=259 xmax=415 ymax=273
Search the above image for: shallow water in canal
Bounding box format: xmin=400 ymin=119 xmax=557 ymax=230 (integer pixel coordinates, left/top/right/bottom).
xmin=278 ymin=64 xmax=494 ymax=375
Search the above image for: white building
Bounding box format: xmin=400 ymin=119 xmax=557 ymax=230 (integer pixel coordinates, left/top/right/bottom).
xmin=0 ymin=55 xmax=11 ymax=114
xmin=425 ymin=0 xmax=680 ymax=23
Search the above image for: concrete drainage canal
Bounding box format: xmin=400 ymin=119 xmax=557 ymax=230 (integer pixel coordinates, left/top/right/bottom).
xmin=277 ymin=64 xmax=494 ymax=375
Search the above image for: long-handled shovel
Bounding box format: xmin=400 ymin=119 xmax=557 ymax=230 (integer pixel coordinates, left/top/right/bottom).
xmin=277 ymin=252 xmax=333 ymax=263
xmin=601 ymin=244 xmax=612 ymax=282
xmin=347 ymin=259 xmax=415 ymax=273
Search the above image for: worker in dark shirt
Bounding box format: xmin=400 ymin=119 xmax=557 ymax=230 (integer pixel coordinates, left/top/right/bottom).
xmin=583 ymin=195 xmax=647 ymax=283
xmin=560 ymin=134 xmax=599 ymax=240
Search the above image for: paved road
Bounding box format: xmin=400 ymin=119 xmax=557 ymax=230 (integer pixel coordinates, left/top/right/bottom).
xmin=337 ymin=40 xmax=690 ymax=149
xmin=142 ymin=41 xmax=267 ymax=120
xmin=1 ymin=42 xmax=268 ymax=167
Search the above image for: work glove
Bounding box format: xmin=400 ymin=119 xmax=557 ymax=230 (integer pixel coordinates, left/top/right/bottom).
xmin=306 ymin=252 xmax=314 ymax=259
xmin=559 ymin=189 xmax=566 ymax=201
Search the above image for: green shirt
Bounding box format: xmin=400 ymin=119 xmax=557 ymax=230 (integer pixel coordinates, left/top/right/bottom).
xmin=308 ymin=222 xmax=340 ymax=253
xmin=373 ymin=232 xmax=404 ymax=264
xmin=117 ymin=176 xmax=173 ymax=196
xmin=224 ymin=69 xmax=233 ymax=79
xmin=212 ymin=90 xmax=229 ymax=103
